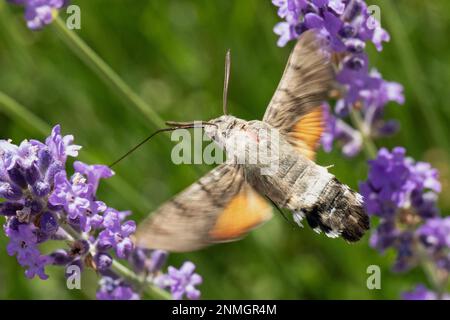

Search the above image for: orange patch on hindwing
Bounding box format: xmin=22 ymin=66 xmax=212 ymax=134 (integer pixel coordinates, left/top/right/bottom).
xmin=209 ymin=185 xmax=272 ymax=241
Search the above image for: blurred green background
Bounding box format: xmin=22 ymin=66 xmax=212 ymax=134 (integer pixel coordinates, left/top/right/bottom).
xmin=0 ymin=0 xmax=449 ymax=299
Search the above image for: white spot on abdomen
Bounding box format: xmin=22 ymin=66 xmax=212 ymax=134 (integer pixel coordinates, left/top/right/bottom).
xmin=301 ymin=166 xmax=333 ymax=207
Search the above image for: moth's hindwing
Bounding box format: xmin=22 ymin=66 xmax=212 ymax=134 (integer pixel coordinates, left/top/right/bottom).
xmin=287 ymin=108 xmax=324 ymax=160
xmin=263 ymin=30 xmax=333 ymax=160
xmin=135 ymin=164 xmax=272 ymax=252
xmin=209 ymin=182 xmax=273 ymax=241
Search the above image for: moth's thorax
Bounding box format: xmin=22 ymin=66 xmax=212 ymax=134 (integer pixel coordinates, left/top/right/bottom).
xmin=205 ymin=116 xmax=281 ymax=167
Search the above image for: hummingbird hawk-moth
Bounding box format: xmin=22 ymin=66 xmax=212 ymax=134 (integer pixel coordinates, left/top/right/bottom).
xmin=134 ymin=31 xmax=370 ymax=252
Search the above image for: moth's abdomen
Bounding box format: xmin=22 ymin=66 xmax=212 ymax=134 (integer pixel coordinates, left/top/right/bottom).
xmin=243 ymin=135 xmax=370 ymax=242
xmin=296 ymin=177 xmax=370 ymax=242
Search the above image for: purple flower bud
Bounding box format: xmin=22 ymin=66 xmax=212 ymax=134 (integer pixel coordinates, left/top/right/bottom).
xmin=50 ymin=249 xmax=72 ymax=266
xmin=346 ymin=0 xmax=363 ymax=21
xmin=149 ymin=250 xmax=168 ymax=273
xmin=0 ymin=202 xmax=24 ymax=216
xmin=5 ymin=217 xmax=21 ymax=232
xmin=96 ymin=241 xmax=113 ymax=252
xmin=44 ymin=162 xmax=63 ymax=185
xmin=345 ymin=38 xmax=366 ymax=53
xmin=0 ymin=181 xmax=23 ymax=200
xmin=129 ymin=248 xmax=147 ymax=273
xmin=37 ymin=148 xmax=52 ymax=172
xmin=47 ymin=202 xmax=63 ymax=212
xmin=116 ymin=237 xmax=133 ymax=259
xmin=25 ymin=164 xmax=40 ymax=185
xmin=7 ymin=166 xmax=27 ymax=189
xmin=304 ymin=12 xmax=324 ymax=29
xmin=32 ymin=180 xmax=51 ymax=197
xmin=129 ymin=248 xmax=168 ymax=274
xmin=328 ymin=0 xmax=345 ymax=15
xmin=311 ymin=0 xmax=327 ymax=7
xmin=39 ymin=211 xmax=59 ymax=236
xmin=345 ymin=56 xmax=365 ymax=70
xmin=339 ymin=24 xmax=357 ymax=38
xmin=411 ymin=190 xmax=439 ymax=219
xmin=95 ymin=253 xmax=113 ymax=271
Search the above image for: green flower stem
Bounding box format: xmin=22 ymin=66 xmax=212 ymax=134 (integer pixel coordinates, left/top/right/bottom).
xmin=111 ymin=260 xmax=173 ymax=300
xmin=349 ymin=109 xmax=377 ymax=159
xmin=416 ymin=242 xmax=447 ymax=298
xmin=60 ymin=223 xmax=172 ymax=300
xmin=53 ymin=17 xmax=165 ymax=129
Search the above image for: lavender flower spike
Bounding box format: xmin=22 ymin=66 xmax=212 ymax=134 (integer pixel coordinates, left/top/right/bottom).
xmin=1 ymin=124 xmax=203 ymax=300
xmin=8 ymin=0 xmax=69 ymax=30
xmin=272 ymin=1 xmax=404 ymax=157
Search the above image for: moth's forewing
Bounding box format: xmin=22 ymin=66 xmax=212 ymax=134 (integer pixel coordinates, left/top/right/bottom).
xmin=259 ymin=31 xmax=369 ymax=240
xmin=263 ymin=30 xmax=334 ymax=160
xmin=135 ymin=164 xmax=272 ymax=252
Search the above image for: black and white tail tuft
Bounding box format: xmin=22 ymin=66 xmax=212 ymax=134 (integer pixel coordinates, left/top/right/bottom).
xmin=295 ymin=178 xmax=370 ymax=242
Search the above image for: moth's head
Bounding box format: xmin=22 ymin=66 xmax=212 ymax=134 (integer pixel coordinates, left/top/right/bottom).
xmin=204 ymin=115 xmax=241 ymax=146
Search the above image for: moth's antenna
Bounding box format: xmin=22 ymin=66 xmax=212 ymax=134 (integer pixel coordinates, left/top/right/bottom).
xmin=223 ymin=49 xmax=231 ymax=115
xmin=109 ymin=123 xmax=217 ymax=168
